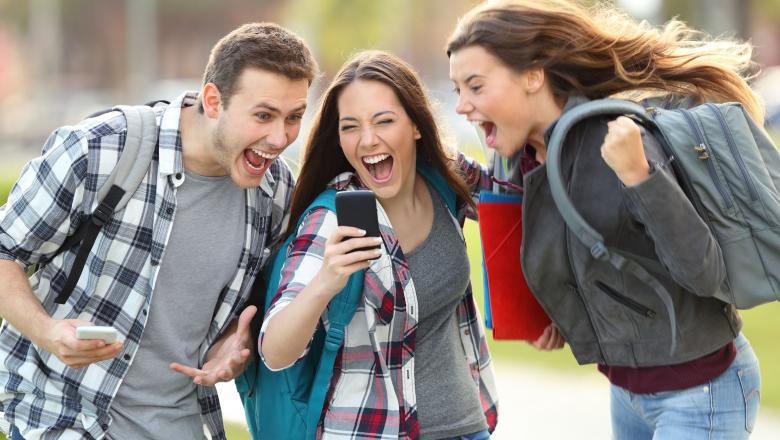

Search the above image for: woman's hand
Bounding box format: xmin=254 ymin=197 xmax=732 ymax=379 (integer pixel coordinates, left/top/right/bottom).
xmin=313 ymin=226 xmax=382 ymax=297
xmin=529 ymin=323 xmax=566 ymax=351
xmin=600 ymin=116 xmax=650 ymax=186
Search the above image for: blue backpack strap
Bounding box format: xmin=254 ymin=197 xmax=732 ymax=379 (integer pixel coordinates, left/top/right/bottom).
xmin=305 ymin=270 xmax=364 ymax=438
xmin=294 ymin=189 xmax=365 ymax=438
xmin=417 ymin=157 xmax=457 ymax=216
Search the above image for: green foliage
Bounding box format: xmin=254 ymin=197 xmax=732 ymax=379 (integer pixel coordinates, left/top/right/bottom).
xmin=282 ymin=0 xmax=396 ymax=73
xmin=0 ymin=175 xmax=15 ymax=206
xmin=225 ymin=422 xmax=251 ymax=440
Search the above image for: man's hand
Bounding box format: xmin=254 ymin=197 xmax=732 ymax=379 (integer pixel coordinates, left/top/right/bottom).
xmin=39 ymin=319 xmax=124 ymax=369
xmin=529 ymin=323 xmax=566 ymax=351
xmin=170 ymin=305 xmax=256 ymax=386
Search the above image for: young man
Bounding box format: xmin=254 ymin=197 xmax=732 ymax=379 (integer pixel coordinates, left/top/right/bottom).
xmin=0 ymin=23 xmax=318 ymax=439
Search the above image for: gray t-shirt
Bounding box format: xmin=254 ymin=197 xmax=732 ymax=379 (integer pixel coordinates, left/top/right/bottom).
xmin=406 ymin=186 xmax=487 ymax=439
xmin=107 ymin=171 xmax=245 ymax=440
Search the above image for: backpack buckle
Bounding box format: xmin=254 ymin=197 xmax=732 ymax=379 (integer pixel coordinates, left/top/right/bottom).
xmin=324 ymin=326 xmax=345 ymax=352
xmin=92 ymin=202 xmax=114 ymax=226
xmin=590 ymin=242 xmax=609 ymax=261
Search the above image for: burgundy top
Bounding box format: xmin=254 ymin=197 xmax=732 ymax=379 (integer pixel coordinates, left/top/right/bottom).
xmin=597 ymin=341 xmax=736 ymax=393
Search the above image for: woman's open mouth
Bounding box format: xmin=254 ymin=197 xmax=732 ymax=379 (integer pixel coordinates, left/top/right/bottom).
xmin=243 ymin=148 xmax=278 ymax=176
xmin=362 ymin=153 xmax=394 ymax=183
xmin=481 ymin=121 xmax=497 ymax=147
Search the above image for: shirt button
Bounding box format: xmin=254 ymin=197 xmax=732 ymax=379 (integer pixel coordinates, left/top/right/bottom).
xmin=142 ymin=309 xmax=148 ymax=316
xmin=123 ymin=354 xmax=131 ymax=361
xmin=166 ymin=207 xmax=174 ymax=215
xmin=464 ymin=329 xmax=471 ymax=336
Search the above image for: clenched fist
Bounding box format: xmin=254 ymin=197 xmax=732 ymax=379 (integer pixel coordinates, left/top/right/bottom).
xmin=600 ymin=116 xmax=650 ymax=186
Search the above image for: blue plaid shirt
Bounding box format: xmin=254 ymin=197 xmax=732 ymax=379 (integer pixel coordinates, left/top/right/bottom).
xmin=0 ymin=92 xmax=294 ymax=439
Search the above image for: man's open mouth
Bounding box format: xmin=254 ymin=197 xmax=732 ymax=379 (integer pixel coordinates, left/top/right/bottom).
xmin=243 ymin=148 xmax=278 ymax=175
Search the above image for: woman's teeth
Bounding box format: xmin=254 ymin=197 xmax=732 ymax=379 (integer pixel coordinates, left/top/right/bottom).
xmin=363 ymin=153 xmax=390 ymax=164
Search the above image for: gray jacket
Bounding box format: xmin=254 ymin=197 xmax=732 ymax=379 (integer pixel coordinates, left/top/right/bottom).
xmin=518 ymin=97 xmax=740 ymax=367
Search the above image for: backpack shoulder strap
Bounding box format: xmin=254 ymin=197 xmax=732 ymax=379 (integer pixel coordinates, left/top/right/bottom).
xmin=97 ymin=105 xmax=159 ymax=209
xmin=417 ymin=158 xmax=458 ymax=216
xmin=302 ymin=189 xmax=365 ymax=438
xmin=545 ymin=98 xmax=678 ymax=354
xmin=54 ymin=104 xmax=160 ymax=304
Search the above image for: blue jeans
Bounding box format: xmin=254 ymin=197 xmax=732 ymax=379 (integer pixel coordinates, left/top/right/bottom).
xmin=447 ymin=430 xmax=491 ymax=440
xmin=610 ymin=333 xmax=760 ymax=440
xmin=10 ymin=426 xmax=24 ymax=440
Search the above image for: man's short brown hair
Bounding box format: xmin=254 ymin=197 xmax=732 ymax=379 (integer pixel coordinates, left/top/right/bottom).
xmin=201 ymin=22 xmax=319 ymax=110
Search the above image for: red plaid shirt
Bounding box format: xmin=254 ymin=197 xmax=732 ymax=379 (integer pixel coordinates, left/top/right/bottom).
xmin=260 ymin=154 xmax=498 ymax=439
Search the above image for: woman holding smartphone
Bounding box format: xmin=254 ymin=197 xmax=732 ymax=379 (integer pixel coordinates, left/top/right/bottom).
xmin=447 ymin=1 xmax=762 ymax=439
xmin=259 ymin=50 xmax=498 ymax=439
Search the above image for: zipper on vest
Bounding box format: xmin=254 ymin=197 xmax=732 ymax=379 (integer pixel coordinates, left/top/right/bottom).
xmin=595 ymin=281 xmax=656 ymax=318
xmin=678 ymin=108 xmax=735 ymax=211
xmin=704 ymin=103 xmax=759 ymax=201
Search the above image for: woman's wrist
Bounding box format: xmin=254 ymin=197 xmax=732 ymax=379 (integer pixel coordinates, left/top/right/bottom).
xmin=618 ymin=161 xmax=651 ymax=187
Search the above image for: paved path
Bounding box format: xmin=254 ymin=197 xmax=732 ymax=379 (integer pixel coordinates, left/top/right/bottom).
xmin=217 ymin=361 xmax=780 ymax=439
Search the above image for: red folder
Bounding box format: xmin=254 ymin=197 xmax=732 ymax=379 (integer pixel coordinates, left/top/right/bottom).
xmin=478 ymin=191 xmax=551 ymax=340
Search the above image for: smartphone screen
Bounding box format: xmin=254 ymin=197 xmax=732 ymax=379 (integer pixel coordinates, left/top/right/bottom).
xmin=335 ymin=190 xmax=381 ymax=256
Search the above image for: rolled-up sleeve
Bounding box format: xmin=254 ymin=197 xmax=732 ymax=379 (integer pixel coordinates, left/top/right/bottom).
xmin=258 ymin=207 xmax=336 ymax=371
xmin=0 ymin=127 xmax=89 ymax=266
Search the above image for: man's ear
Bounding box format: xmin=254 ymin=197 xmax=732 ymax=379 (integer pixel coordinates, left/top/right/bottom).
xmin=525 ymin=67 xmax=546 ymax=94
xmin=201 ymin=83 xmax=222 ymax=118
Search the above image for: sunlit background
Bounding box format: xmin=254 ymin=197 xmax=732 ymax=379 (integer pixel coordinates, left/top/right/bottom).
xmin=1 ymin=1 xmax=779 ymax=439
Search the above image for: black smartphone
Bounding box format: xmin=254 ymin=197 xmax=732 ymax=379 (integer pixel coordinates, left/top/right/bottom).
xmin=335 ymin=190 xmax=381 ymax=257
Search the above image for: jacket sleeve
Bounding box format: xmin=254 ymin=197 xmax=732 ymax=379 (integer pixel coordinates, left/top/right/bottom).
xmin=622 ymin=131 xmax=726 ymax=297
xmin=0 ymin=127 xmax=89 ymax=266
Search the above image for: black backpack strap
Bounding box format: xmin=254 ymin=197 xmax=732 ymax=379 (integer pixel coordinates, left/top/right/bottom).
xmin=55 ymin=185 xmax=125 ymax=304
xmin=53 ymin=103 xmax=161 ymax=304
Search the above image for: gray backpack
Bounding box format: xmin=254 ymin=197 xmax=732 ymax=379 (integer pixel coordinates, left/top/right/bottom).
xmin=547 ymin=99 xmax=780 ymax=323
xmin=51 ymin=104 xmax=161 ymax=304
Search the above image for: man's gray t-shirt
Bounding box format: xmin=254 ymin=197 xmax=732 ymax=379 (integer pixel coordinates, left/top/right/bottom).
xmin=107 ymin=171 xmax=244 ymax=439
xmin=406 ymin=186 xmax=487 ymax=439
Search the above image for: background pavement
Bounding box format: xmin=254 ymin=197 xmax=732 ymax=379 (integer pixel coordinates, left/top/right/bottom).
xmin=217 ymin=361 xmax=780 ymax=439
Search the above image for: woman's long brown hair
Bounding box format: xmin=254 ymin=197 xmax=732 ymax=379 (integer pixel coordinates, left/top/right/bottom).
xmin=447 ymin=0 xmax=764 ymax=124
xmin=286 ymin=50 xmax=475 ymax=237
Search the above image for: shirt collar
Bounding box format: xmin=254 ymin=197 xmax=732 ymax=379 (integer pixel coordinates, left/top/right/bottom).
xmin=157 ymin=91 xmax=198 ymax=177
xmin=157 ymin=91 xmax=277 ymax=197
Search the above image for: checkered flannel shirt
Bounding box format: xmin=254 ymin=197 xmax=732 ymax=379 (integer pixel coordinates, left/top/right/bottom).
xmin=259 ymin=155 xmax=498 ymax=439
xmin=0 ymin=92 xmax=294 ymax=439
